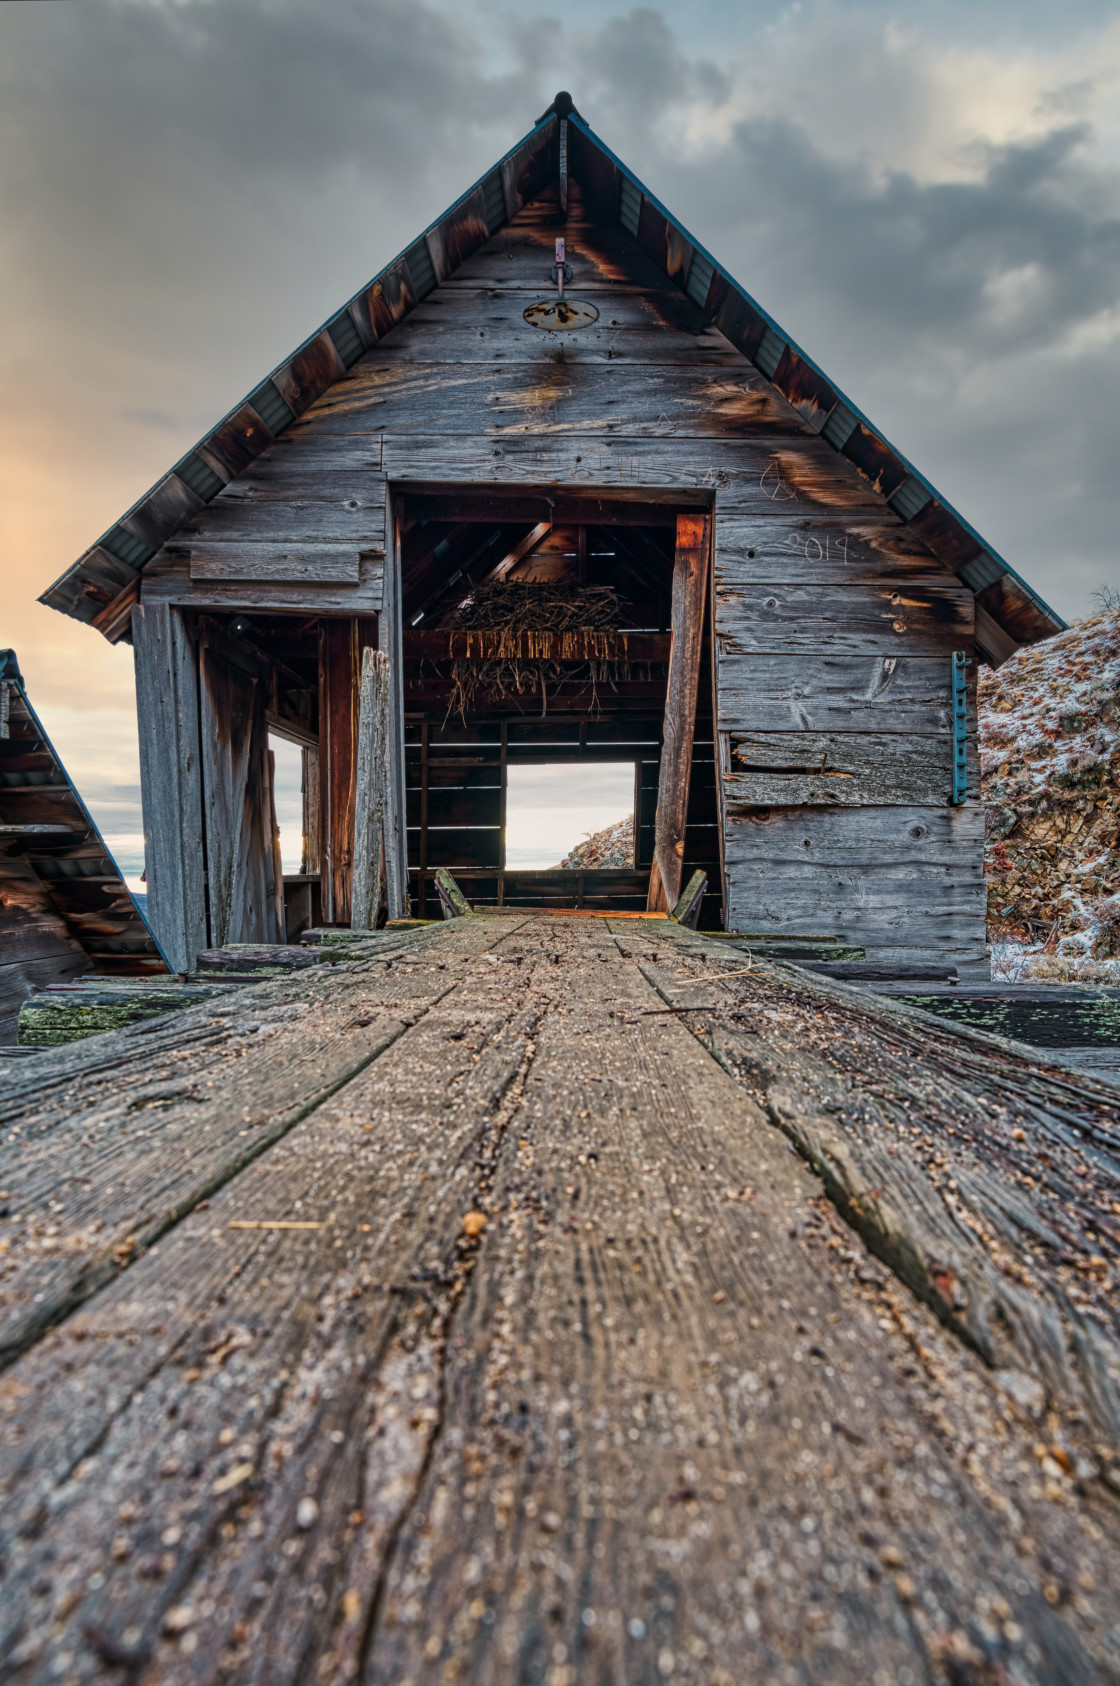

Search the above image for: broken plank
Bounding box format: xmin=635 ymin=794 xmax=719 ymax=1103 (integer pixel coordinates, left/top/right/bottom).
xmin=726 ymin=729 xmax=958 ymax=808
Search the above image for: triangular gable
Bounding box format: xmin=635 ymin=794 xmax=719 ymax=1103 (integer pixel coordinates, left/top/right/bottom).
xmin=40 ymin=104 xmax=1062 ymax=661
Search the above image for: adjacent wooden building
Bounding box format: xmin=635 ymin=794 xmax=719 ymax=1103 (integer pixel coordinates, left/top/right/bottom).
xmin=41 ymin=95 xmax=1063 ymax=978
xmin=0 ymin=650 xmax=165 ymax=1040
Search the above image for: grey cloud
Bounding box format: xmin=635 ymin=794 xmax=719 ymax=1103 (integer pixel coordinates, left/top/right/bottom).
xmin=3 ymin=0 xmax=1118 ymax=621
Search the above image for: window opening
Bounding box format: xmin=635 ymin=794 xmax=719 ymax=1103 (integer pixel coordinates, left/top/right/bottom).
xmin=505 ymin=762 xmax=635 ymax=870
xmin=268 ymin=733 xmax=305 ymax=875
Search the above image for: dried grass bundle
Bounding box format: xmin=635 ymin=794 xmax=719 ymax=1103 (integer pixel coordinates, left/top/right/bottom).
xmin=437 ymin=582 xmax=638 ymax=720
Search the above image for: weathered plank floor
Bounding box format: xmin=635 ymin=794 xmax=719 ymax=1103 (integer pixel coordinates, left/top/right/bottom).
xmin=2 ymin=914 xmax=1120 ymax=1685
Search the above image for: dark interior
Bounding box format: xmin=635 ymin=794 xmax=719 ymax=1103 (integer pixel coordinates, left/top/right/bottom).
xmin=397 ymin=487 xmax=721 ymax=923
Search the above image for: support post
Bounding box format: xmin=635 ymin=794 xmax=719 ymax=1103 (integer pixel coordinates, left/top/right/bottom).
xmin=131 ymin=602 xmax=208 ymax=974
xmin=197 ymin=619 xmax=279 ymax=948
xmin=351 ymin=648 xmax=393 ymax=932
xmin=318 ymin=617 xmax=378 ymax=926
xmin=381 ymin=498 xmax=411 ymax=919
xmin=301 ymin=747 xmax=321 ymax=876
xmin=647 ymin=513 xmax=709 ymax=913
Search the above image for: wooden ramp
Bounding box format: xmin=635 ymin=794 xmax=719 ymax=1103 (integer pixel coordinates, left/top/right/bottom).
xmin=2 ymin=914 xmax=1120 ymax=1684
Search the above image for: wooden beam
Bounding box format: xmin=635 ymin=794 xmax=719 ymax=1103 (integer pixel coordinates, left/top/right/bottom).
xmin=131 ymin=602 xmax=208 ymax=973
xmin=351 ymin=648 xmax=392 ymax=931
xmin=975 ymin=602 xmax=1019 ymax=668
xmin=485 ymin=521 xmax=551 ymax=582
xmin=318 ymin=618 xmax=378 ymax=926
xmin=402 ymin=629 xmax=669 ymax=662
xmin=91 ymin=576 xmax=140 ymax=645
xmin=197 ymin=619 xmax=280 ymax=948
xmin=381 ymin=501 xmax=410 ymax=920
xmin=301 ymin=746 xmax=321 ymax=876
xmin=647 ymin=513 xmax=709 ymax=912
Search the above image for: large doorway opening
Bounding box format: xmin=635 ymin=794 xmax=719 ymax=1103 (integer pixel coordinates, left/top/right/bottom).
xmin=398 ymin=486 xmax=721 ymax=923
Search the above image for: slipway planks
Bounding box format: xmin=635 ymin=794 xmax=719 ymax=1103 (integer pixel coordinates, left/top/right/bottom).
xmin=1 ymin=914 xmax=1119 ymax=1685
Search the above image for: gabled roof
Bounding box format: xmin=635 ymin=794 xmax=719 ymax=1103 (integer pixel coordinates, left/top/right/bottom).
xmin=41 ymin=97 xmax=1063 ymax=660
xmin=0 ymin=649 xmax=167 ymax=981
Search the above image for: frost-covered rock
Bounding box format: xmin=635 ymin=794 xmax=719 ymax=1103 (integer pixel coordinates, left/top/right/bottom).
xmin=556 ymin=814 xmax=634 ymax=870
xmin=980 ymin=605 xmax=1120 ymax=983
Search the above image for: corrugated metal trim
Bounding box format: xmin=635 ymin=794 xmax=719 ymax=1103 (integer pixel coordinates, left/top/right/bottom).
xmin=248 ymin=379 xmax=295 ymax=437
xmin=405 ymin=239 xmax=437 ymax=300
xmin=686 ymin=253 xmax=714 ymax=308
xmin=102 ymin=526 xmax=155 ymax=569
xmin=326 ymin=311 xmax=365 ymax=369
xmin=958 ymin=551 xmax=1006 ymax=592
xmin=820 ymin=402 xmax=858 ymax=450
xmin=619 ymin=176 xmax=641 ymax=236
xmin=482 ymin=170 xmax=506 ymax=235
xmin=887 ymin=475 xmax=933 ymax=523
xmin=754 ymin=326 xmax=786 ymax=379
xmin=173 ymin=452 xmax=226 ymax=503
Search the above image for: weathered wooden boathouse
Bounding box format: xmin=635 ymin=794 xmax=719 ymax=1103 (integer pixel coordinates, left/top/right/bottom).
xmin=41 ymin=94 xmax=1063 ymax=976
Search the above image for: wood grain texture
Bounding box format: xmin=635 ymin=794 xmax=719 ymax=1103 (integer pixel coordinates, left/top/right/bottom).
xmin=302 ymin=746 xmax=321 ymax=876
xmin=198 ymin=627 xmax=279 ymax=949
xmin=380 ymin=505 xmax=410 ymax=920
xmin=715 ymin=654 xmax=954 ymax=734
xmin=2 ymin=915 xmax=1120 ymax=1684
xmin=713 ymin=513 xmax=960 ymax=584
xmin=351 ymin=649 xmax=392 ymax=931
xmin=383 ymin=435 xmax=886 ymax=515
xmin=649 ymin=514 xmax=708 ymax=911
xmin=632 ymin=918 xmax=1120 ymax=1446
xmin=726 ymin=729 xmax=957 ymax=808
xmin=131 ymin=603 xmax=208 ymax=974
xmin=189 ymin=546 xmax=361 ymax=584
xmin=722 ymin=803 xmax=986 ymax=954
xmin=141 ymin=554 xmax=384 ymax=615
xmin=292 ymin=363 xmax=806 ymax=440
xmin=714 ymin=580 xmax=973 ymax=656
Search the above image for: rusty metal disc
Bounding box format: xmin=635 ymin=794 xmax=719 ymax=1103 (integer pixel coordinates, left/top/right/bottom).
xmin=523 ymin=298 xmax=600 ymax=332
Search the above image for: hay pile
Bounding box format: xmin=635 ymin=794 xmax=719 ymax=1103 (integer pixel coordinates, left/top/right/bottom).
xmin=981 ymin=603 xmax=1120 ymax=982
xmin=438 ymin=582 xmax=636 ymax=719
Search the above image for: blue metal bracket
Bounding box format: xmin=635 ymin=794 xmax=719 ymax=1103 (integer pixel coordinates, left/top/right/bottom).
xmin=951 ymin=650 xmax=969 ymax=805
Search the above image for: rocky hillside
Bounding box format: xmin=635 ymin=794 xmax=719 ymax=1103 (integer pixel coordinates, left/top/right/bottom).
xmin=555 ymin=813 xmax=634 ymax=869
xmin=981 ymin=604 xmax=1120 ymax=982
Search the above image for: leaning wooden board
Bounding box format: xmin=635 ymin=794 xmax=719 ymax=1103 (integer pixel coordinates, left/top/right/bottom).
xmin=1 ymin=914 xmax=1119 ymax=1685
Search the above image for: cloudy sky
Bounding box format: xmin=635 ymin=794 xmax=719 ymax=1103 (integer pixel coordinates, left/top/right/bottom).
xmin=3 ymin=0 xmax=1119 ymax=876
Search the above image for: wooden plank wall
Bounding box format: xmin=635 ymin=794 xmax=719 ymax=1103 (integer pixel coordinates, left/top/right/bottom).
xmin=132 ymin=603 xmax=209 ymax=973
xmin=197 ymin=619 xmax=280 ymax=947
xmin=136 ymin=181 xmax=983 ymax=961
